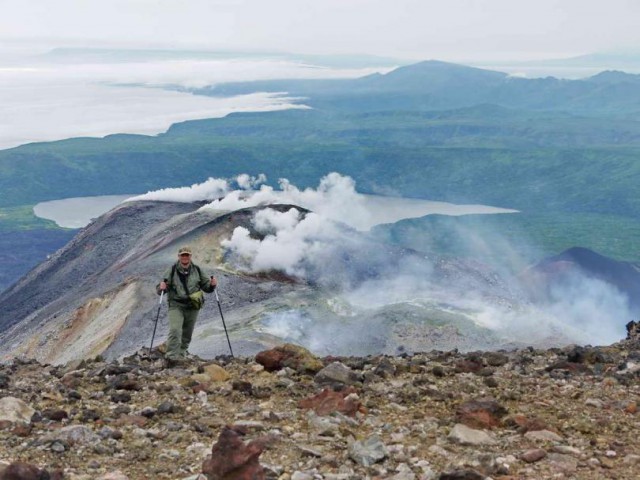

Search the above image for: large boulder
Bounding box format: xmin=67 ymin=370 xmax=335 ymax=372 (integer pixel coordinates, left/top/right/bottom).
xmin=0 ymin=397 xmax=35 ymax=425
xmin=255 ymin=344 xmax=323 ymax=374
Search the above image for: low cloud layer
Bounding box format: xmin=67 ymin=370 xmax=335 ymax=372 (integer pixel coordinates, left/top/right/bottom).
xmin=0 ymin=54 xmax=385 ymax=150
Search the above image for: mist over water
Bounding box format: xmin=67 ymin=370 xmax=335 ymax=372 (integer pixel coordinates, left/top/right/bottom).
xmin=0 ymin=51 xmax=386 ymax=150
xmin=134 ymin=173 xmax=632 ymax=352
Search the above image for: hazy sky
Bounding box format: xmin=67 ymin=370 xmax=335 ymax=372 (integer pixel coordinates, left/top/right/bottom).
xmin=2 ymin=0 xmax=639 ymax=61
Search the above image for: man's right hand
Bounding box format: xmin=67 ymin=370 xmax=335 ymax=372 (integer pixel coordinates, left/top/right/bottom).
xmin=159 ymin=281 xmax=168 ymax=292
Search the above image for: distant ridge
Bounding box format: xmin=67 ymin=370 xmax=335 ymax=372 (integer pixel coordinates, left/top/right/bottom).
xmin=587 ymin=70 xmax=640 ymax=84
xmin=531 ymin=247 xmax=640 ymax=310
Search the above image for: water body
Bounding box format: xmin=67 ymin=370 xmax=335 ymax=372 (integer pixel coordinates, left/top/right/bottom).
xmin=0 ymin=56 xmax=385 ymax=151
xmin=34 ymin=194 xmax=517 ymax=229
xmin=33 ymin=195 xmax=135 ymax=228
xmin=358 ymin=194 xmax=517 ymax=231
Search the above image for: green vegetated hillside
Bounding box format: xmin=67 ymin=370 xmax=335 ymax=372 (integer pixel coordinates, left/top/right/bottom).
xmin=3 ymin=107 xmax=640 ymax=213
xmin=2 ymin=59 xmax=640 ymax=291
xmin=0 ymin=206 xmax=76 ymax=292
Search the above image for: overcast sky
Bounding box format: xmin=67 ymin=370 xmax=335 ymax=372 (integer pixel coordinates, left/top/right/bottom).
xmin=2 ymin=0 xmax=639 ymax=61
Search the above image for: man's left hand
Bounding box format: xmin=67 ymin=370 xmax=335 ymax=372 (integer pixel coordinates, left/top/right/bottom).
xmin=210 ymin=276 xmax=218 ymax=288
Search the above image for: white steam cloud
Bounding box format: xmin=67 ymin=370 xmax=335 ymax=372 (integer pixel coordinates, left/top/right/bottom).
xmin=127 ymin=173 xmax=268 ymax=203
xmin=215 ymin=175 xmax=630 ymax=349
xmin=203 ymin=172 xmax=374 ymax=230
xmin=222 ymin=208 xmax=343 ymax=277
xmin=127 ymin=177 xmax=230 ymax=203
xmin=130 ymin=172 xmax=632 ymax=350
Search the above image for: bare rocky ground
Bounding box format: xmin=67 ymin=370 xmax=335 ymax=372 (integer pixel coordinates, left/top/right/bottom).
xmin=0 ymin=329 xmax=639 ymax=480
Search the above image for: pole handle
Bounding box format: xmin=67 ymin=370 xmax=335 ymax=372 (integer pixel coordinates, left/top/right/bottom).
xmin=158 ymin=278 xmax=168 ymax=304
xmin=212 ymin=276 xmax=220 ymax=302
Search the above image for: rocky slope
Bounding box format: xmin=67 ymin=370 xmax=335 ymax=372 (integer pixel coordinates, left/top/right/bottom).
xmin=0 ymin=327 xmax=639 ymax=480
xmin=0 ymin=200 xmax=531 ymax=365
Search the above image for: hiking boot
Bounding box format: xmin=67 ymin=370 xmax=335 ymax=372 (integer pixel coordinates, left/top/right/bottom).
xmin=164 ymin=357 xmax=185 ymax=369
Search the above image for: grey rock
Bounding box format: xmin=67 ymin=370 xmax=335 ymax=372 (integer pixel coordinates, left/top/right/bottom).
xmin=139 ymin=406 xmax=157 ymax=418
xmin=349 ymin=435 xmax=388 ymax=467
xmin=584 ymin=398 xmax=604 ymax=408
xmin=50 ymin=441 xmax=67 ymax=453
xmin=524 ymin=430 xmax=563 ymax=443
xmin=448 ymin=424 xmax=497 ymax=446
xmin=291 ymin=472 xmax=314 ymax=480
xmin=391 ymin=463 xmax=416 ymax=480
xmin=97 ymin=472 xmax=130 ymax=480
xmin=547 ymin=453 xmax=578 ymax=472
xmin=623 ymin=454 xmax=640 ymax=465
xmin=233 ymin=420 xmax=265 ymax=430
xmin=552 ymin=445 xmax=581 ymax=456
xmin=314 ymin=362 xmax=362 ymax=386
xmin=298 ymin=445 xmax=323 ymax=457
xmin=41 ymin=424 xmax=101 ymax=446
xmin=0 ymin=396 xmax=35 ymax=424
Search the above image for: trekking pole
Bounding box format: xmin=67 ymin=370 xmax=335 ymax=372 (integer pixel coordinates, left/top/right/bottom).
xmin=150 ymin=279 xmax=167 ymax=352
xmin=213 ymin=277 xmax=234 ymax=358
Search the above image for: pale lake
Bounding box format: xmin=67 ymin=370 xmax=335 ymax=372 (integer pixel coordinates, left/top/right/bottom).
xmin=34 ymin=194 xmax=517 ymax=230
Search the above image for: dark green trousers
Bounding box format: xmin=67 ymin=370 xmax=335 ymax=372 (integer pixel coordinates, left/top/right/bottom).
xmin=167 ymin=306 xmax=199 ymax=359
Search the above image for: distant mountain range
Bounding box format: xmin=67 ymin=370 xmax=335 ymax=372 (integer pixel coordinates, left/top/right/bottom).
xmin=199 ymin=60 xmax=640 ymax=114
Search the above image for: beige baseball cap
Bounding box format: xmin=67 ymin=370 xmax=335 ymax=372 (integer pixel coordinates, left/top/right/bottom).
xmin=178 ymin=246 xmax=192 ymax=255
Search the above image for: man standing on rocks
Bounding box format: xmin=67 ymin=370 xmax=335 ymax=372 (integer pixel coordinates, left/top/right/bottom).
xmin=157 ymin=246 xmax=217 ymax=367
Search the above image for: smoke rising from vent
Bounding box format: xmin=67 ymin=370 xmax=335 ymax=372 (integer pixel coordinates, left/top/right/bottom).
xmin=132 ymin=172 xmax=632 ymax=350
xmin=128 ymin=177 xmax=230 ymax=203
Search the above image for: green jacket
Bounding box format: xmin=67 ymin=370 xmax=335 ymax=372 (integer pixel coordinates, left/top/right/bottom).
xmin=157 ymin=262 xmax=214 ymax=308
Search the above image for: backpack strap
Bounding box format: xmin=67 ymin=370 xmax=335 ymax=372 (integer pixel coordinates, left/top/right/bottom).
xmin=194 ymin=264 xmax=202 ymax=278
xmin=169 ymin=263 xmax=177 ymax=288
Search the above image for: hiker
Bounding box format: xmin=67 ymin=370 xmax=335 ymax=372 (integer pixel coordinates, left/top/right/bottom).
xmin=157 ymin=246 xmax=217 ymax=366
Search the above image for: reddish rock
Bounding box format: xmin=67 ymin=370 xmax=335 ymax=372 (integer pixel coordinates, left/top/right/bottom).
xmin=454 ymin=359 xmax=483 ymax=374
xmin=624 ymin=401 xmax=637 ymax=414
xmin=455 ymin=399 xmax=507 ymax=429
xmin=298 ymin=387 xmax=362 ymax=417
xmin=202 ymin=425 xmax=265 ymax=480
xmin=112 ymin=378 xmax=141 ymax=391
xmin=113 ymin=415 xmax=148 ymax=428
xmin=60 ymin=374 xmax=81 ymax=389
xmin=545 ymin=361 xmax=592 ymax=374
xmin=0 ymin=462 xmax=63 ymax=480
xmin=521 ymin=448 xmax=547 ymax=463
xmin=11 ymin=423 xmax=32 ymax=437
xmin=502 ymin=414 xmax=550 ymax=433
xmin=255 ymin=350 xmax=286 ymax=372
xmin=255 ymin=344 xmax=323 ymax=374
xmin=192 ymin=383 xmax=210 ymax=394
